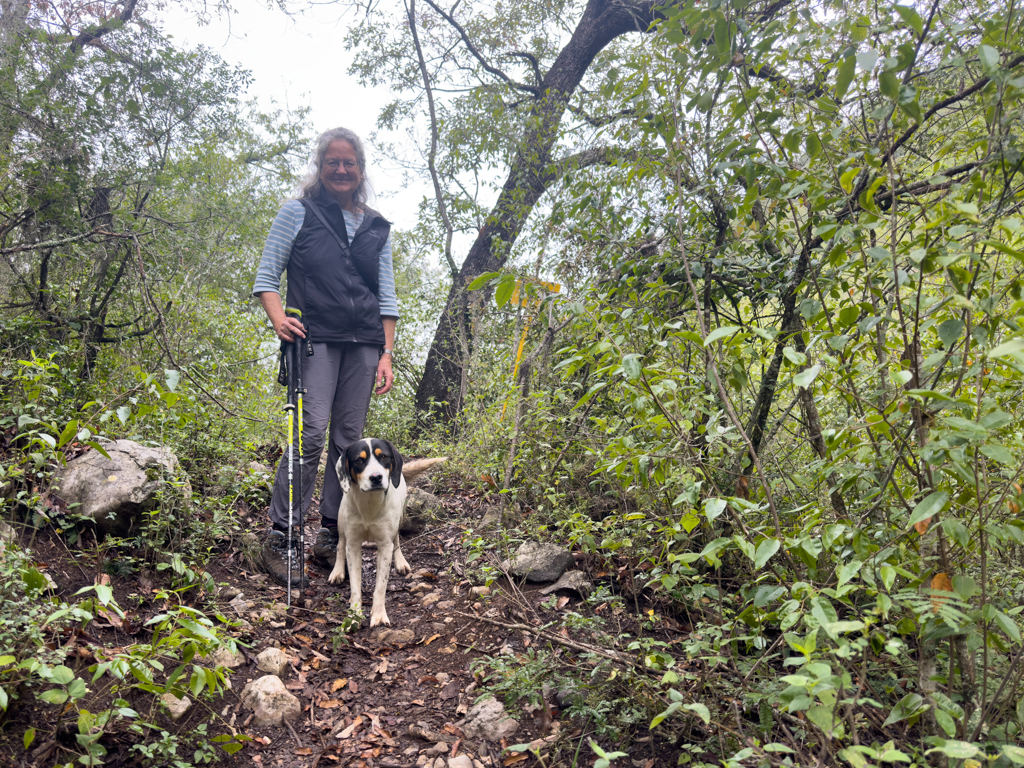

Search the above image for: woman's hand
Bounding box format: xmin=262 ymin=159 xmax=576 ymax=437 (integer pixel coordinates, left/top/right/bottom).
xmin=375 ymin=354 xmax=394 ymax=395
xmin=274 ymin=314 xmax=306 ymax=343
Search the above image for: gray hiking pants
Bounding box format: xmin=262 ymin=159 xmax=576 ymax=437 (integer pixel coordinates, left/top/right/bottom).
xmin=269 ymin=342 xmax=379 ymax=530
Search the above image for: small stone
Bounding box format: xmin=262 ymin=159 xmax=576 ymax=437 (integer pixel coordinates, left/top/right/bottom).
xmin=457 ymin=696 xmax=519 ymax=741
xmin=502 ymin=541 xmax=574 ymax=583
xmin=161 ymin=693 xmax=192 ymax=722
xmin=220 ymin=585 xmax=243 ymax=600
xmin=538 ymin=570 xmax=592 ymax=597
xmin=469 ymin=586 xmax=490 ymax=598
xmin=416 ymin=755 xmax=431 ymax=767
xmin=424 ymin=742 xmax=448 ymax=756
xmin=410 ymin=583 xmax=433 ymax=594
xmin=433 ymin=758 xmax=446 ymax=768
xmin=256 ymin=647 xmax=291 ymax=677
xmin=472 ymin=602 xmax=482 ymax=610
xmin=240 ymin=675 xmax=301 ymax=726
xmin=436 ymin=600 xmax=455 ymax=611
xmin=403 ymin=746 xmax=420 ymax=757
xmin=421 ymin=593 xmax=441 ymax=607
xmin=372 ymin=628 xmax=416 ymax=645
xmin=204 ymin=647 xmax=245 ymax=669
xmin=448 ymin=756 xmax=474 ymax=768
xmin=269 ymin=620 xmax=286 ymax=629
xmin=435 ymin=672 xmax=450 ymax=685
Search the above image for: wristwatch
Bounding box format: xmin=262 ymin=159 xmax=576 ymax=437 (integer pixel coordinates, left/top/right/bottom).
xmin=381 ymin=348 xmax=393 ymax=357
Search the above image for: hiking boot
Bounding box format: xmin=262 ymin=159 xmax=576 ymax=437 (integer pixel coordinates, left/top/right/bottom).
xmin=311 ymin=526 xmax=339 ymax=568
xmin=260 ymin=530 xmax=307 ymax=588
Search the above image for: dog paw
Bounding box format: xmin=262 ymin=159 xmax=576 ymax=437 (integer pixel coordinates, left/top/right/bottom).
xmin=327 ymin=567 xmax=345 ymax=585
xmin=394 ymin=560 xmax=411 ymax=576
xmin=369 ymin=609 xmax=390 ymax=627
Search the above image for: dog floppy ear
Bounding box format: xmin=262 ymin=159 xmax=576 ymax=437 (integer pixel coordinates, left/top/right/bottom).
xmin=336 ymin=450 xmax=351 ymax=494
xmin=386 ymin=441 xmax=403 ymax=489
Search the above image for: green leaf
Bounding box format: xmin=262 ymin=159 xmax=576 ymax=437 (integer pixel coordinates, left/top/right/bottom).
xmin=884 ymin=693 xmax=925 ymax=726
xmin=38 ymin=689 xmax=69 ymax=705
xmin=116 ymin=406 xmax=131 ymax=425
xmin=835 ymin=55 xmax=855 ymax=99
xmin=979 ymin=44 xmax=1000 ymax=74
xmin=1002 ymin=744 xmax=1024 ymax=765
xmin=925 ymin=740 xmax=980 ymax=759
xmin=879 ymin=70 xmax=899 ymax=100
xmin=806 ymin=133 xmax=822 ymax=159
xmin=908 ymin=491 xmax=949 ymax=529
xmin=683 ymin=702 xmax=710 ymax=724
xmin=980 ymin=444 xmax=1015 ymax=465
xmin=0 ymin=687 xmax=7 ymax=712
xmin=50 ymin=665 xmax=75 ymax=685
xmin=794 ymin=364 xmax=821 ymax=390
xmin=936 ymin=320 xmax=963 ymax=349
xmin=704 ymin=498 xmax=727 ymax=523
xmin=837 ymin=560 xmax=862 ymax=587
xmin=988 ymin=338 xmax=1024 ymax=358
xmin=754 ymin=539 xmax=781 ymax=569
xmin=494 ymin=276 xmax=515 ymax=307
xmin=894 ymin=5 xmax=923 ymax=34
xmin=164 ymin=370 xmax=180 ymax=392
xmin=621 ymin=354 xmax=642 ymax=381
xmin=783 ymin=346 xmax=807 ymax=365
xmin=58 ymin=420 xmax=79 ymax=448
xmin=67 ymin=678 xmax=87 ymax=699
xmin=704 ymin=325 xmax=741 ymax=347
xmin=23 ymin=726 xmax=34 ymax=749
xmin=993 ymin=610 xmax=1022 ymax=644
xmin=467 ymin=271 xmax=500 ymax=290
xmin=857 ymin=49 xmax=878 ymax=71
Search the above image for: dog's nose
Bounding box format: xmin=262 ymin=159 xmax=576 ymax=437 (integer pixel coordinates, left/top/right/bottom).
xmin=369 ymin=473 xmax=384 ymax=486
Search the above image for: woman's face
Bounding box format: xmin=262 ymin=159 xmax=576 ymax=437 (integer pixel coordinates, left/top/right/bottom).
xmin=319 ymin=139 xmax=363 ymax=204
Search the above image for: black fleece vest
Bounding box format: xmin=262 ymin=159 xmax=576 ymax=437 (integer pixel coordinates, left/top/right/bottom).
xmin=285 ymin=192 xmax=391 ymax=345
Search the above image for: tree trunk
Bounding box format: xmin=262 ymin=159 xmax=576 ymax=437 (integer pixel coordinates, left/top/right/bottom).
xmin=414 ymin=0 xmax=659 ymax=426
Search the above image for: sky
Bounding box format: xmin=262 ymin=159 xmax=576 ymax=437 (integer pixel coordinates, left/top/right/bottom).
xmin=160 ymin=0 xmax=427 ymax=228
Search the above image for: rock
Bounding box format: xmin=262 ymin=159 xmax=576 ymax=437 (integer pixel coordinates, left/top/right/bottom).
xmin=433 ymin=759 xmax=446 ymax=768
xmin=204 ymin=647 xmax=245 ymax=669
xmin=421 ymin=593 xmax=441 ymax=607
xmin=401 ymin=488 xmax=442 ymax=535
xmin=538 ymin=570 xmax=592 ymax=596
xmin=502 ymin=542 xmax=574 ymax=583
xmin=372 ymin=628 xmax=415 ymax=645
xmin=436 ymin=600 xmax=455 ymax=611
xmin=256 ymin=647 xmax=291 ymax=677
xmin=219 ymin=585 xmax=243 ymax=601
xmin=240 ymin=675 xmax=301 ymax=726
xmin=410 ymin=583 xmax=433 ymax=595
xmin=0 ymin=520 xmax=17 ymax=544
xmin=448 ymin=756 xmax=475 ymax=768
xmin=53 ymin=440 xmax=189 ymax=537
xmin=161 ymin=693 xmax=192 ymax=722
xmin=424 ymin=742 xmax=448 ymax=756
xmin=469 ymin=586 xmax=490 ymax=598
xmin=456 ymin=696 xmax=519 ymax=742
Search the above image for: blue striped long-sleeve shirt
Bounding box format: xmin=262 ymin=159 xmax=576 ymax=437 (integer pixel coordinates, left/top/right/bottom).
xmin=252 ymin=200 xmax=400 ymax=318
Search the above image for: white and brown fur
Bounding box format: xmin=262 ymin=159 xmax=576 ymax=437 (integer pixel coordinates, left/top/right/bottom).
xmin=328 ymin=439 xmax=446 ymax=627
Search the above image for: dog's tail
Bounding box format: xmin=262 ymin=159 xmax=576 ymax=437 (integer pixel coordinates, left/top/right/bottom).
xmin=402 ymin=457 xmax=448 ymax=483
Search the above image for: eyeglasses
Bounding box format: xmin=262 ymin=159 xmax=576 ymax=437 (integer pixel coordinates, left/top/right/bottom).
xmin=324 ymin=160 xmax=358 ymax=171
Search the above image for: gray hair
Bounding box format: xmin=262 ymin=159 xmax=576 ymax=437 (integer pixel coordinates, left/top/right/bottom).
xmin=297 ymin=127 xmax=372 ymax=205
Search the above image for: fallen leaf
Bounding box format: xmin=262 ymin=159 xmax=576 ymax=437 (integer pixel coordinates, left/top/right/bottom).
xmin=504 ymin=755 xmax=528 ymax=766
xmin=319 ymin=699 xmax=341 ymax=709
xmin=295 ymin=747 xmax=312 ymax=755
xmin=440 ymin=680 xmax=459 ymax=701
xmin=423 ymin=634 xmax=440 ymax=646
xmin=348 ymin=680 xmax=359 ymax=694
xmin=418 ymin=676 xmax=438 ymax=685
xmin=411 ymin=699 xmax=425 ymax=706
xmin=931 ymin=572 xmax=953 ymax=612
xmin=331 ymin=678 xmax=348 ymax=692
xmin=375 ymin=659 xmax=388 ymax=674
xmin=96 ymin=573 xmax=111 ymax=587
xmin=337 ymin=716 xmax=363 ymax=739
xmin=295 ymin=634 xmax=313 ymax=644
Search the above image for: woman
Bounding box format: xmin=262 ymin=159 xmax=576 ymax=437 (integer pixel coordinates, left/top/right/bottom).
xmin=252 ymin=127 xmax=398 ymax=587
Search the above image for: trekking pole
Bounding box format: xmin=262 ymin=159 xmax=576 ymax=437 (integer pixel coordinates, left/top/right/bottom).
xmin=282 ymin=308 xmax=310 ymax=607
xmin=292 ymin=308 xmax=307 ymax=605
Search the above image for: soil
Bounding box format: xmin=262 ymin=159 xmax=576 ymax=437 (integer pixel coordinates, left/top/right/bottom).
xmin=0 ymin=476 xmax=688 ymax=768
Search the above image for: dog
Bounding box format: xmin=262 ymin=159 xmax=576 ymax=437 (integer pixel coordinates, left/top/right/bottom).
xmin=328 ymin=439 xmax=446 ymax=627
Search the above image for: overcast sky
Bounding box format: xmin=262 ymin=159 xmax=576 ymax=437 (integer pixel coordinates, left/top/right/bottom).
xmin=161 ymin=0 xmax=426 ymax=228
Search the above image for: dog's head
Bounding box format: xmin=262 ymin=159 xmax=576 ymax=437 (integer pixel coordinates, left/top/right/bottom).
xmin=338 ymin=438 xmax=404 ymax=493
